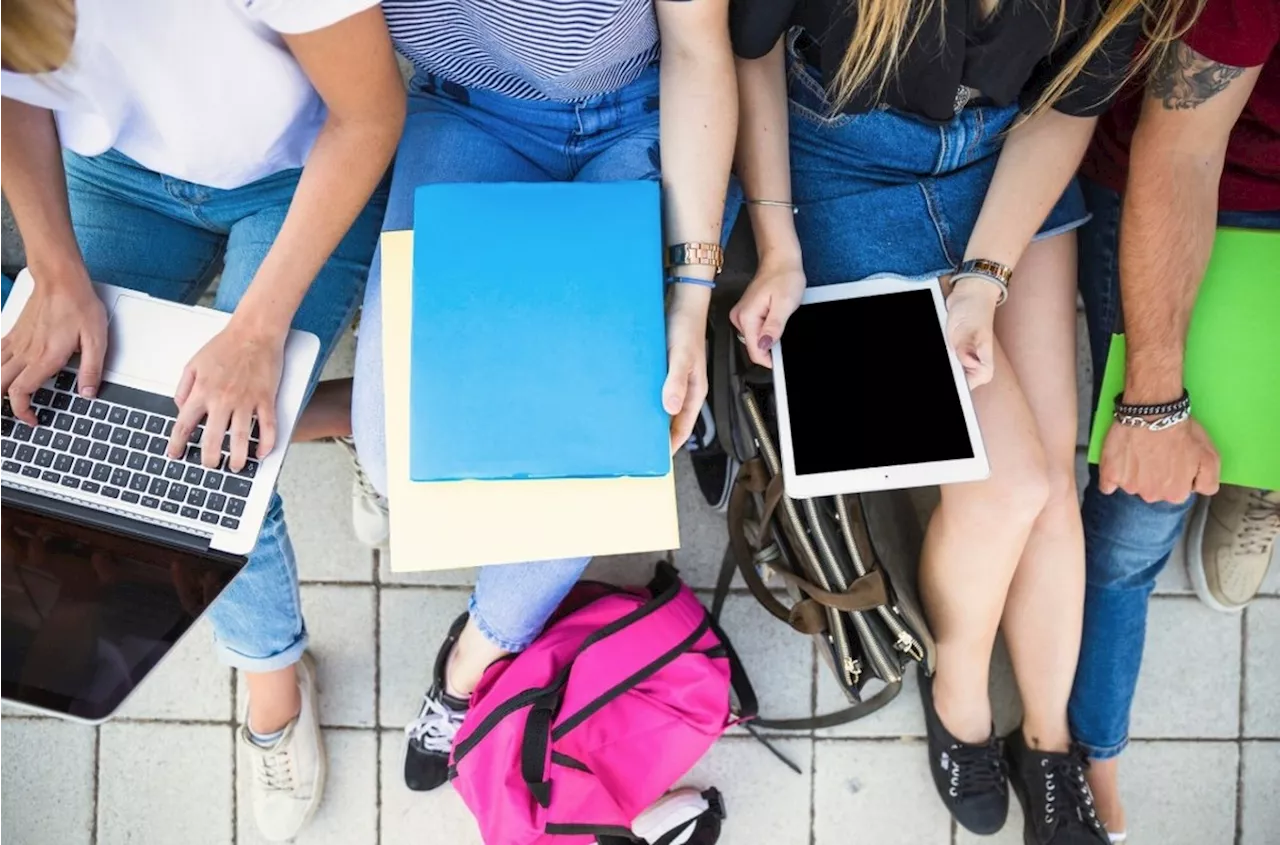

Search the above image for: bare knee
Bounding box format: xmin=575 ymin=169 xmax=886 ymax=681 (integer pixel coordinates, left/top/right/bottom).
xmin=946 ymin=452 xmax=1052 ymax=531
xmin=1044 ymin=462 xmax=1079 ymax=514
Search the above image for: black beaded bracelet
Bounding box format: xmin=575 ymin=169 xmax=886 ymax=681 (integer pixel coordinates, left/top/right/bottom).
xmin=1114 ymin=389 xmax=1191 ymax=417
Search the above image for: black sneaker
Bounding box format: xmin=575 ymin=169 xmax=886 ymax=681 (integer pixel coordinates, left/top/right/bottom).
xmin=919 ymin=668 xmax=1009 ymax=835
xmin=403 ymin=613 xmax=469 ymax=792
xmin=1005 ymin=729 xmax=1109 ymax=844
xmin=686 ymin=400 xmax=738 ymax=511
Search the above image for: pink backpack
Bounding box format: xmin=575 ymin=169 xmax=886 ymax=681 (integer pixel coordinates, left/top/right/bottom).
xmin=449 ymin=564 xmax=756 ymax=844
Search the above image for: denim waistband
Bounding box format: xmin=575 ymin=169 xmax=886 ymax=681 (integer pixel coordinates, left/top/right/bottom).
xmin=410 ymin=64 xmax=660 ymax=120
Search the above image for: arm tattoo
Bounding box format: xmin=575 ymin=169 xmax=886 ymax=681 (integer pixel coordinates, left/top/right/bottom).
xmin=1149 ymin=42 xmax=1246 ymax=110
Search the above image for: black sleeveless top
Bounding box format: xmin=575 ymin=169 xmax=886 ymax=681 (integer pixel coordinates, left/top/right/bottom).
xmin=731 ymin=0 xmax=1141 ymax=122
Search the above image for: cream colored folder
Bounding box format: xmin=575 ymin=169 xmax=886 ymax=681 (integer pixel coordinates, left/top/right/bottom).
xmin=380 ymin=231 xmax=680 ymax=571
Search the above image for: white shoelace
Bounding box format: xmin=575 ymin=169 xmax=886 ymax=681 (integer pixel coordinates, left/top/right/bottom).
xmin=248 ymin=732 xmax=298 ymax=792
xmin=1236 ymin=489 xmax=1280 ymax=556
xmin=405 ymin=693 xmax=466 ymax=754
xmin=333 ymin=436 xmax=388 ymax=512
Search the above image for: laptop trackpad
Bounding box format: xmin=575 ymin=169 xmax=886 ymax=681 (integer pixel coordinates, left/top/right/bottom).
xmin=105 ymin=294 xmax=229 ymax=394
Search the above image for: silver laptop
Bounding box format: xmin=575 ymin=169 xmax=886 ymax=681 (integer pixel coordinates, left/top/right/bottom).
xmin=1 ymin=268 xmax=318 ymax=722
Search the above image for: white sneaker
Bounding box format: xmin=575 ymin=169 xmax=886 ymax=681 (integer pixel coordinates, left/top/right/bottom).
xmin=239 ymin=652 xmax=327 ymax=842
xmin=1187 ymin=486 xmax=1280 ymax=612
xmin=332 ymin=436 xmax=390 ymax=547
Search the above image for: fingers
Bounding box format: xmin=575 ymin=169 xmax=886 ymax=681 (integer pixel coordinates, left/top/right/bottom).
xmin=7 ymin=363 xmax=53 ymax=426
xmin=1193 ymin=448 xmax=1222 ymax=497
xmin=224 ymin=407 xmax=252 ymax=472
xmin=76 ymin=326 xmax=107 ymax=398
xmin=256 ymin=402 xmax=278 ymax=462
xmin=662 ymin=360 xmax=689 ymax=417
xmin=732 ymin=295 xmax=775 ymax=369
xmin=168 ymin=389 xmax=206 ymax=460
xmin=173 ymin=366 xmax=196 ymax=408
xmin=200 ymin=404 xmax=231 ymax=470
xmin=669 ymin=372 xmax=707 ymax=453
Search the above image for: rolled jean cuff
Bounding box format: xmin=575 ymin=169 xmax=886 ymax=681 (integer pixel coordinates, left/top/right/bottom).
xmin=1077 ymin=735 xmax=1128 ymax=761
xmin=213 ymin=631 xmax=309 ymax=673
xmin=467 ymin=596 xmax=534 ymax=653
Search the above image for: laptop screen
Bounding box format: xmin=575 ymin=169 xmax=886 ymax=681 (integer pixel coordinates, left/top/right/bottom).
xmin=1 ymin=501 xmax=240 ymax=721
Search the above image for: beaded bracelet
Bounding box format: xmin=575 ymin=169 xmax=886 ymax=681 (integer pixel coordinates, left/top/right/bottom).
xmin=666 ymin=275 xmax=716 ymax=290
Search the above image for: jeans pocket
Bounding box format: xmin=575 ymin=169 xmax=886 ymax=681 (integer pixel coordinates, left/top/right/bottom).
xmin=786 ymin=61 xmax=859 ymax=129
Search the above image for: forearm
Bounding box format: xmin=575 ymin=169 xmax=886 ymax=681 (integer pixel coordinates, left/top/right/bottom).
xmin=734 ymin=40 xmax=801 ymax=264
xmin=659 ymin=25 xmax=738 ymax=315
xmin=230 ymin=112 xmax=398 ymax=337
xmin=965 ymin=109 xmax=1096 ymax=268
xmin=0 ymin=98 xmax=88 ymax=285
xmin=1117 ymin=129 xmax=1219 ymax=403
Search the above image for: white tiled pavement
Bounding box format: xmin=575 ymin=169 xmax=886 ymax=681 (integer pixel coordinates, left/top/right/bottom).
xmin=3 ymin=318 xmax=1278 ymax=845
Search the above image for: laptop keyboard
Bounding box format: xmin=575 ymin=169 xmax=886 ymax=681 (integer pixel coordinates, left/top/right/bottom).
xmin=1 ymin=370 xmax=258 ymax=532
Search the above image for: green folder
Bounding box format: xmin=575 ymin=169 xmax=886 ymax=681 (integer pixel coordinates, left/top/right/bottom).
xmin=1088 ymin=228 xmax=1280 ymax=490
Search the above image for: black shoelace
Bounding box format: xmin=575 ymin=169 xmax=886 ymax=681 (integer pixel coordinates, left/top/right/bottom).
xmin=1038 ymin=749 xmax=1107 ymax=839
xmin=947 ymin=740 xmax=1008 ymax=801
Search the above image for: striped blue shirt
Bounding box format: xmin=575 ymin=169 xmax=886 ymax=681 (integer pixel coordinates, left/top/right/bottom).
xmin=383 ymin=0 xmax=663 ymax=102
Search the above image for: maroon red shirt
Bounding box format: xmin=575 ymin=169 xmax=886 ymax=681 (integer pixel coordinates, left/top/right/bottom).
xmin=1083 ymin=0 xmax=1280 ymax=211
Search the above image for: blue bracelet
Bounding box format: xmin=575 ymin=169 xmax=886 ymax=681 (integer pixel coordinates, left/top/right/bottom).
xmin=665 ymin=275 xmax=716 ymax=290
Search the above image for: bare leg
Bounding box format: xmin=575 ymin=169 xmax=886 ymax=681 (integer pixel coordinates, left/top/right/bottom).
xmin=444 ymin=617 xmax=509 ymax=698
xmin=922 ymin=339 xmax=1052 ymax=743
xmin=290 ymin=378 xmax=353 ymax=443
xmin=1086 ymin=757 xmax=1126 ymax=834
xmin=995 ymin=233 xmax=1083 ymax=754
xmin=244 ymin=665 xmax=301 ymax=734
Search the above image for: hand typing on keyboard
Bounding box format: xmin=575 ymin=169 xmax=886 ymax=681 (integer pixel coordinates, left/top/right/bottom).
xmin=0 ymin=267 xmax=108 ymax=424
xmin=167 ymin=320 xmax=284 ymax=472
xmin=3 ymin=372 xmax=256 ymax=532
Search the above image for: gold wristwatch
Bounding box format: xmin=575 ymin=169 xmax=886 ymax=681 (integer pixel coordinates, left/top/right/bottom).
xmin=665 ymin=242 xmax=724 ymax=274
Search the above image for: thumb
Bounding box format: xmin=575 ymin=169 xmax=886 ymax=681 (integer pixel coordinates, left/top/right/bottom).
xmin=77 ymin=328 xmax=106 ymax=398
xmin=662 ymin=355 xmax=689 ymax=416
xmin=663 ymin=369 xmax=688 ymax=416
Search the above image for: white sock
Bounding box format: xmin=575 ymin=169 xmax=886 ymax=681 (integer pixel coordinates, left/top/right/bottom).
xmin=248 ymin=726 xmax=285 ymax=748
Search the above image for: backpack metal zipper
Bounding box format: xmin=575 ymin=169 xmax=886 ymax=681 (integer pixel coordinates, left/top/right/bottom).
xmin=834 ymin=495 xmax=925 ymax=663
xmin=741 ymin=391 xmax=858 ymax=689
xmin=804 ymin=497 xmax=899 ymax=684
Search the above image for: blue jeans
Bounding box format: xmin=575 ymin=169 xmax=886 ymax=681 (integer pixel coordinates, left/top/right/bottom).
xmin=352 ymin=67 xmax=737 ymax=653
xmin=785 ymin=37 xmax=1088 ymax=286
xmin=62 ymin=149 xmax=386 ymax=671
xmin=1069 ymin=177 xmax=1280 ymax=758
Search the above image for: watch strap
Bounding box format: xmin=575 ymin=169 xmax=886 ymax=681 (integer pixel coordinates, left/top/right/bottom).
xmin=666 ymin=242 xmax=724 ymax=273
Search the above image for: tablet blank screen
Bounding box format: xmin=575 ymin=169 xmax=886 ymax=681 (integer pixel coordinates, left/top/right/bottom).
xmin=782 ymin=288 xmax=974 ymax=476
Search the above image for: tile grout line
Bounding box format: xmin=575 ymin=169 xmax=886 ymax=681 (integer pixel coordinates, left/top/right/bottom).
xmin=809 ymin=639 xmax=819 ymax=845
xmin=1234 ymin=606 xmax=1249 ymax=845
xmin=231 ymin=666 xmax=239 ymax=845
xmin=91 ymin=725 xmax=101 ymax=845
xmin=373 ymin=547 xmax=384 ymax=845
xmin=807 ymin=733 xmax=817 ymax=845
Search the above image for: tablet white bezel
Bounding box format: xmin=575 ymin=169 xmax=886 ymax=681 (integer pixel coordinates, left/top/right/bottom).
xmin=771 ymin=276 xmax=990 ymax=498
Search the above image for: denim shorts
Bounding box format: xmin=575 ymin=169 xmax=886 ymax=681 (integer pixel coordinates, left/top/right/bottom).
xmin=786 ymin=45 xmax=1089 ymax=286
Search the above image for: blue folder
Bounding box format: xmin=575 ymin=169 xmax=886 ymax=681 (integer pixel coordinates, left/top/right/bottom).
xmin=409 ymin=180 xmax=671 ymax=482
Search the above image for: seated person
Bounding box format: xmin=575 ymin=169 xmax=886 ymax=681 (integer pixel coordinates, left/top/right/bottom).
xmin=1069 ymin=0 xmax=1279 ymax=839
xmin=0 ymin=1 xmax=404 ymax=839
xmin=729 ymin=1 xmax=1192 ymax=842
xmin=349 ymin=0 xmax=739 ymax=794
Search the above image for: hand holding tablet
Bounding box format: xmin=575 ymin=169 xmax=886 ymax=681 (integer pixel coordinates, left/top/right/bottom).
xmin=770 ymin=276 xmax=990 ymax=498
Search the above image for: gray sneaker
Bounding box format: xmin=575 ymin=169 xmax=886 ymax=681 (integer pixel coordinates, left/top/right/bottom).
xmin=239 ymin=653 xmax=327 ymax=842
xmin=332 ymin=436 xmax=390 ymax=547
xmin=1187 ymin=486 xmax=1279 ymax=612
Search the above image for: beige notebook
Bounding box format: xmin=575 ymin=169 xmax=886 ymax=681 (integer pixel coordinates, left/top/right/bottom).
xmin=380 ymin=231 xmax=680 ymax=571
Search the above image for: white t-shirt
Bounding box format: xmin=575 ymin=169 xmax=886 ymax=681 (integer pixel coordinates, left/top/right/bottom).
xmin=0 ymin=0 xmax=380 ymax=190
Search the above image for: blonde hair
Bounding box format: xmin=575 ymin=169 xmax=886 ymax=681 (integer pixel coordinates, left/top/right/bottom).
xmin=830 ymin=0 xmax=1207 ymax=118
xmin=1 ymin=0 xmax=76 ymax=74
